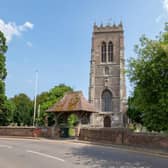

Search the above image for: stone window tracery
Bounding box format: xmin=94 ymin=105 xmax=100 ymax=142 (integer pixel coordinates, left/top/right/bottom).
xmin=108 ymin=41 xmax=113 ymax=62
xmin=102 ymin=90 xmax=112 ymax=112
xmin=101 ymin=42 xmax=106 ymax=62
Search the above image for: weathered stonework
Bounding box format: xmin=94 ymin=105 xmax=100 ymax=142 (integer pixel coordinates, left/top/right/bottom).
xmin=89 ymin=23 xmax=127 ymax=127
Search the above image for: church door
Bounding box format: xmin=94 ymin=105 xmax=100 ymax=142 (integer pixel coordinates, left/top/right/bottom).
xmin=104 ymin=116 xmax=111 ymax=127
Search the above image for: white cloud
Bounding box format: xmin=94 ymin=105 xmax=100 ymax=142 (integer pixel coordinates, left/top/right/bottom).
xmin=163 ymin=0 xmax=168 ymax=13
xmin=156 ymin=0 xmax=168 ymax=23
xmin=0 ymin=19 xmax=34 ymax=43
xmin=19 ymin=22 xmax=34 ymax=31
xmin=26 ymin=41 xmax=33 ymax=47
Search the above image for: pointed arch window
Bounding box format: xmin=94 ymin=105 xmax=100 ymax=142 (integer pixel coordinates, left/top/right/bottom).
xmin=102 ymin=90 xmax=112 ymax=112
xmin=101 ymin=42 xmax=106 ymax=62
xmin=108 ymin=41 xmax=113 ymax=62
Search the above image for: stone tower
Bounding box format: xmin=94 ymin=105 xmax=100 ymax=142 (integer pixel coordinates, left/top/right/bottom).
xmin=89 ymin=23 xmax=126 ymax=127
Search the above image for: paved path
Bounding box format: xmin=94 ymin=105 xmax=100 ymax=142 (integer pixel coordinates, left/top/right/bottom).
xmin=0 ymin=138 xmax=168 ymax=168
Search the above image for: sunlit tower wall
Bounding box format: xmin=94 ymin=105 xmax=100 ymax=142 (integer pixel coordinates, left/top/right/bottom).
xmin=89 ymin=23 xmax=126 ymax=127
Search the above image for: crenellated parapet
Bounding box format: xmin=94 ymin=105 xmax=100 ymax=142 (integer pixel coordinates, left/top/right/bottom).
xmin=93 ymin=22 xmax=123 ymax=33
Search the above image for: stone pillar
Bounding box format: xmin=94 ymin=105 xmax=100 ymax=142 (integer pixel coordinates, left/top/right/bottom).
xmin=120 ymin=32 xmax=127 ymax=127
xmin=89 ymin=34 xmax=96 ymax=104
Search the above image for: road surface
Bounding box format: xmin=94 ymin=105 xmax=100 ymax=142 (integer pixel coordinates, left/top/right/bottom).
xmin=0 ymin=138 xmax=167 ymax=168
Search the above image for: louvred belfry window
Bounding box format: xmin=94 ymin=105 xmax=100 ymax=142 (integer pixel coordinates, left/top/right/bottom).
xmin=101 ymin=42 xmax=106 ymax=62
xmin=108 ymin=41 xmax=113 ymax=62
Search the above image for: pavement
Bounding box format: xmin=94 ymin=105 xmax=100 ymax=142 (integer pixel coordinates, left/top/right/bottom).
xmin=0 ymin=136 xmax=168 ymax=168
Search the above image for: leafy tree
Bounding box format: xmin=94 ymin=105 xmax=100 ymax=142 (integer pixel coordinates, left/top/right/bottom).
xmin=3 ymin=99 xmax=16 ymax=124
xmin=127 ymin=96 xmax=143 ymax=125
xmin=10 ymin=93 xmax=33 ymax=126
xmin=67 ymin=114 xmax=78 ymax=127
xmin=67 ymin=114 xmax=78 ymax=136
xmin=128 ymin=24 xmax=168 ymax=132
xmin=36 ymin=84 xmax=73 ymax=126
xmin=0 ymin=31 xmax=8 ymax=125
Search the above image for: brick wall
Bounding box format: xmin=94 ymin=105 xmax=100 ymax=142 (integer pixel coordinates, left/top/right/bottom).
xmin=0 ymin=127 xmax=35 ymax=137
xmin=79 ymin=128 xmax=129 ymax=145
xmin=79 ymin=128 xmax=168 ymax=150
xmin=0 ymin=127 xmax=60 ymax=138
xmin=124 ymin=132 xmax=168 ymax=149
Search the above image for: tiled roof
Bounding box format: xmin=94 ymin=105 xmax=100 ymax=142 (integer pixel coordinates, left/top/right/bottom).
xmin=46 ymin=91 xmax=97 ymax=113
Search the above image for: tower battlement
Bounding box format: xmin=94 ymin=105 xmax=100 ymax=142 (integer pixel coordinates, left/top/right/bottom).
xmin=93 ymin=22 xmax=123 ymax=33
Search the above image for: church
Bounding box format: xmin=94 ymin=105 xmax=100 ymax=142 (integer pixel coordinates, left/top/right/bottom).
xmin=47 ymin=22 xmax=127 ymax=128
xmin=89 ymin=23 xmax=127 ymax=128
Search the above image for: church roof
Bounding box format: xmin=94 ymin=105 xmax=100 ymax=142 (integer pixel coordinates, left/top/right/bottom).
xmin=46 ymin=91 xmax=97 ymax=113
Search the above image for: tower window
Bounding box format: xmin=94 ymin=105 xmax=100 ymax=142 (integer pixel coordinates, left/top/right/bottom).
xmin=105 ymin=66 xmax=109 ymax=75
xmin=102 ymin=90 xmax=112 ymax=112
xmin=101 ymin=42 xmax=106 ymax=62
xmin=108 ymin=41 xmax=113 ymax=62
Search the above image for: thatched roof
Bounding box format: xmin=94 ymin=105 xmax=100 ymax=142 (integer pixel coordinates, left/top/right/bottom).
xmin=46 ymin=91 xmax=97 ymax=113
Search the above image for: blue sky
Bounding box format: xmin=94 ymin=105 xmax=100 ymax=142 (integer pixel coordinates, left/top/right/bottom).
xmin=0 ymin=0 xmax=168 ymax=99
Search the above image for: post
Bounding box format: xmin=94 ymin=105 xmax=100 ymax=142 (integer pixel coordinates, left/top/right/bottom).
xmin=33 ymin=70 xmax=38 ymax=127
xmin=37 ymin=104 xmax=41 ymax=126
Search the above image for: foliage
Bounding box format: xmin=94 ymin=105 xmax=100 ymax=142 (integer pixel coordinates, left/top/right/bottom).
xmin=127 ymin=96 xmax=143 ymax=125
xmin=67 ymin=114 xmax=78 ymax=126
xmin=67 ymin=114 xmax=78 ymax=136
xmin=127 ymin=24 xmax=168 ymax=132
xmin=0 ymin=31 xmax=8 ymax=125
xmin=0 ymin=31 xmax=7 ymax=80
xmin=10 ymin=93 xmax=33 ymax=126
xmin=36 ymin=84 xmax=73 ymax=126
xmin=3 ymin=99 xmax=16 ymax=124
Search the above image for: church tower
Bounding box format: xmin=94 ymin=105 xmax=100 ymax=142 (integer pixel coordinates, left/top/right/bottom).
xmin=89 ymin=23 xmax=126 ymax=127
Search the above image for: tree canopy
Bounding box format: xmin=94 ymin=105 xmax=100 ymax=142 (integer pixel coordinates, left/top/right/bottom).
xmin=36 ymin=84 xmax=73 ymax=126
xmin=0 ymin=31 xmax=8 ymax=126
xmin=10 ymin=93 xmax=33 ymax=126
xmin=127 ymin=24 xmax=168 ymax=132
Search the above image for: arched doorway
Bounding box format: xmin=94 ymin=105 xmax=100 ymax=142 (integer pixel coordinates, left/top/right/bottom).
xmin=67 ymin=114 xmax=79 ymax=137
xmin=104 ymin=116 xmax=111 ymax=127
